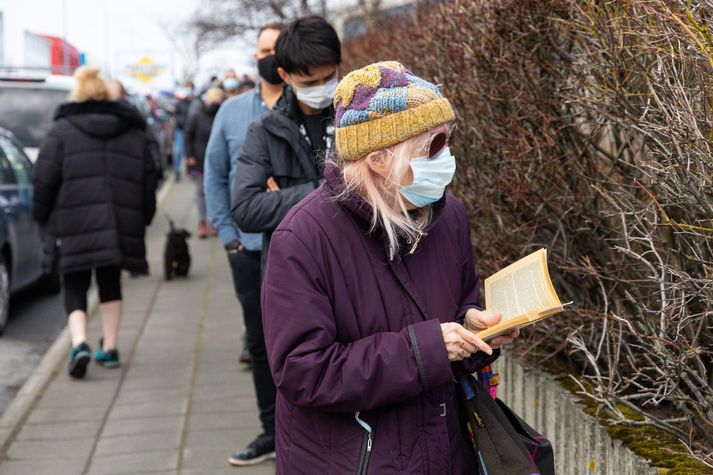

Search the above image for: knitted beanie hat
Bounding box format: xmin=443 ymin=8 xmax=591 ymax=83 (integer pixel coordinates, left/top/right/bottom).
xmin=333 ymin=61 xmax=455 ymax=161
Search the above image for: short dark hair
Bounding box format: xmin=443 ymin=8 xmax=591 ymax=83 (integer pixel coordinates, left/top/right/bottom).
xmin=275 ymin=15 xmax=341 ymax=75
xmin=259 ymin=21 xmax=285 ymax=38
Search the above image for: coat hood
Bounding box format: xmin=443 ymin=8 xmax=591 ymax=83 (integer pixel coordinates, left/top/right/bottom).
xmin=54 ymin=100 xmax=146 ymax=139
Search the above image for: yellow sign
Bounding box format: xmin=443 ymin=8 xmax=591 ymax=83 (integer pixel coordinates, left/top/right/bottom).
xmin=126 ymin=57 xmax=166 ymax=83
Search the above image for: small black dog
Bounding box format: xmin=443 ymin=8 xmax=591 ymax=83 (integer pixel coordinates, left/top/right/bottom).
xmin=164 ymin=217 xmax=191 ymax=280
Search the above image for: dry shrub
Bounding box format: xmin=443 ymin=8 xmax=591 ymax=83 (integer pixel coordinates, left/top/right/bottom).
xmin=342 ymin=0 xmax=713 ymax=466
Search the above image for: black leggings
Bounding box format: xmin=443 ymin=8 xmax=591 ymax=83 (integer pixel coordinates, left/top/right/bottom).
xmin=63 ymin=266 xmax=122 ymax=314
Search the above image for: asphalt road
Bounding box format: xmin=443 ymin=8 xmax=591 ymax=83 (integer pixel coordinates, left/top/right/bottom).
xmin=0 ymin=285 xmax=65 ymax=417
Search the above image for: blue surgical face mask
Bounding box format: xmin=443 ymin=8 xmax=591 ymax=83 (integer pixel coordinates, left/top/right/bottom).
xmin=399 ymin=146 xmax=456 ymax=208
xmin=223 ymin=78 xmax=238 ymax=91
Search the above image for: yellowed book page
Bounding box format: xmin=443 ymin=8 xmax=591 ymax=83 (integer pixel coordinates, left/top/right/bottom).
xmin=484 ymin=248 xmax=561 ymax=323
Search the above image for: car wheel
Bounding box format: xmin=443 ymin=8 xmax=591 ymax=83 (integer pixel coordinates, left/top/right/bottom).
xmin=0 ymin=256 xmax=10 ymax=335
xmin=40 ymin=271 xmax=61 ymax=294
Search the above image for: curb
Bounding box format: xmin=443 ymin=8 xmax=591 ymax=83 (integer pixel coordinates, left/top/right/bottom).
xmin=0 ymin=175 xmax=175 ymax=459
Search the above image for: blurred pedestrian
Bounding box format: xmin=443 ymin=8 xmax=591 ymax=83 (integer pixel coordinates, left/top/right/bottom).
xmin=173 ymin=81 xmax=195 ymax=181
xmin=222 ymin=69 xmax=240 ymax=98
xmin=32 ymin=65 xmax=158 ymax=379
xmin=107 ymin=79 xmax=129 ymax=103
xmin=184 ymin=87 xmax=224 ymax=238
xmin=203 ymin=21 xmax=284 ymax=467
xmin=231 ymin=15 xmax=341 ymax=262
xmin=261 ymin=61 xmax=519 ymax=474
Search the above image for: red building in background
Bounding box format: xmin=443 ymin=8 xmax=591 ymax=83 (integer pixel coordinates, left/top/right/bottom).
xmin=44 ymin=34 xmax=80 ymax=74
xmin=24 ymin=32 xmax=80 ymax=75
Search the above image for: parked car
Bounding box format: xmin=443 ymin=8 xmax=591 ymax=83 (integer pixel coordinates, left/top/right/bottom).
xmin=0 ymin=128 xmax=60 ymax=334
xmin=0 ymin=74 xmax=75 ymax=161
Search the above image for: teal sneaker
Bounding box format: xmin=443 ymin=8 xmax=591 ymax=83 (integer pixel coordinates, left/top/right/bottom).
xmin=95 ymin=338 xmax=121 ymax=368
xmin=68 ymin=342 xmax=92 ymax=379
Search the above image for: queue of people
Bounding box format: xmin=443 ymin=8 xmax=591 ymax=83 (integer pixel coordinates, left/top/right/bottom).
xmin=31 ymin=13 xmax=521 ymax=475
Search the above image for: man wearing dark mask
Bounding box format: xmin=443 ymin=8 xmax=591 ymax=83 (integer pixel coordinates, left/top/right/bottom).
xmin=203 ymin=21 xmax=285 ymax=468
xmin=231 ymin=15 xmax=341 ymax=259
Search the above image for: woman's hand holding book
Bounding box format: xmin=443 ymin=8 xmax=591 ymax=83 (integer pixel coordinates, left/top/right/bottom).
xmin=464 ymin=308 xmax=520 ymax=348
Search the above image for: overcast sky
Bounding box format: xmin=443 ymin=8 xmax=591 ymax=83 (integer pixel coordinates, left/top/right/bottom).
xmin=0 ymin=0 xmax=256 ymax=89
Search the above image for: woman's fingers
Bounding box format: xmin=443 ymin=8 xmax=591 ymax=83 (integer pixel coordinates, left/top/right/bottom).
xmin=442 ymin=322 xmax=499 ymax=361
xmin=457 ymin=325 xmax=493 ymax=355
xmin=456 ymin=337 xmax=477 ymax=354
xmin=489 ymin=328 xmax=520 ymax=347
xmin=465 ymin=309 xmax=502 ymax=331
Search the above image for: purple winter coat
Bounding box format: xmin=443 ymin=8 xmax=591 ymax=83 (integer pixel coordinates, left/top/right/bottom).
xmin=262 ymin=164 xmax=499 ymax=474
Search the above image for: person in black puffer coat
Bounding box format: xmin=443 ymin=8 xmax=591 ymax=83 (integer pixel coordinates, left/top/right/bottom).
xmin=32 ymin=65 xmax=158 ymax=379
xmin=184 ymin=87 xmax=223 ymax=238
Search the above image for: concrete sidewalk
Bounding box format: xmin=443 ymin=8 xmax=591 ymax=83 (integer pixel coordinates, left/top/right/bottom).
xmin=0 ymin=179 xmax=274 ymax=475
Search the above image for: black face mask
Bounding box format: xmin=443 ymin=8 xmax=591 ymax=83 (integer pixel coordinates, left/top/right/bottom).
xmin=257 ymin=55 xmax=283 ymax=85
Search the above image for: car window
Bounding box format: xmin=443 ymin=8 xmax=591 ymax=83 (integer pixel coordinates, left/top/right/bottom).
xmin=0 ymin=137 xmax=32 ymax=185
xmin=0 ymin=149 xmax=16 ymax=186
xmin=0 ymin=87 xmax=69 ymax=147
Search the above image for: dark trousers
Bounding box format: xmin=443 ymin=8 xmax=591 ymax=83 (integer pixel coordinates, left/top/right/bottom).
xmin=63 ymin=265 xmax=122 ymax=314
xmin=227 ymin=249 xmax=276 ymax=435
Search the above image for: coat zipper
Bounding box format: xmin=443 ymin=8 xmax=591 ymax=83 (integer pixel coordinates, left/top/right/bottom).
xmin=355 ymin=412 xmax=373 ymax=475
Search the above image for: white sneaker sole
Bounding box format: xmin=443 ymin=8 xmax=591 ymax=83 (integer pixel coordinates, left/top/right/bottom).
xmin=228 ymin=451 xmax=276 ymax=466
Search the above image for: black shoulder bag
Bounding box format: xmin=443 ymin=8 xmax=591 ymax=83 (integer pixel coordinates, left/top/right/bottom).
xmin=456 ymin=368 xmax=556 ymax=475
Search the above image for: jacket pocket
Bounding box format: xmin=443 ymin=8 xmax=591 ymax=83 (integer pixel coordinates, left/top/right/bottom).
xmin=355 ymin=412 xmax=373 ymax=475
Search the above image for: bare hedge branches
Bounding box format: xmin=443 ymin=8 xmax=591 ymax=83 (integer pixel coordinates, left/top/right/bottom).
xmin=342 ymin=0 xmax=713 ymax=465
xmin=186 ymin=0 xmax=326 ymax=46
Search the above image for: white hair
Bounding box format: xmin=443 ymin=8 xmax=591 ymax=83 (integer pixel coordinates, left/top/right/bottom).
xmin=330 ymin=124 xmax=451 ymax=259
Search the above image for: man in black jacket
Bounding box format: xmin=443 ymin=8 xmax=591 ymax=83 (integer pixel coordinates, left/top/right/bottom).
xmin=231 ymin=16 xmax=341 ymax=260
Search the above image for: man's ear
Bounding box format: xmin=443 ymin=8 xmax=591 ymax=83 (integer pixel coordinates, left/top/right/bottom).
xmin=277 ymin=67 xmax=290 ymax=84
xmin=366 ymin=151 xmax=389 ymax=179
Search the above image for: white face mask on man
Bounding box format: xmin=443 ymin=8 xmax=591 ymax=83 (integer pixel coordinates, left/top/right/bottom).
xmin=292 ymin=77 xmax=338 ymax=110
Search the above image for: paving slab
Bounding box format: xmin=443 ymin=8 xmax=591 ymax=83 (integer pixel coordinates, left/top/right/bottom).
xmin=184 ymin=428 xmax=258 ymax=450
xmin=15 ymin=420 xmax=102 ymax=441
xmin=6 ymin=437 xmax=95 ymax=459
xmin=186 ymin=411 xmax=263 ymax=433
xmin=24 ymin=404 xmax=109 ymax=424
xmin=0 ymin=458 xmax=86 ymax=475
xmin=107 ymin=399 xmax=189 ymax=420
xmin=100 ymin=415 xmax=184 ymax=438
xmin=183 ymin=468 xmax=275 ymax=475
xmin=85 ymin=450 xmax=178 ymax=475
xmin=94 ymin=431 xmax=183 ymax=456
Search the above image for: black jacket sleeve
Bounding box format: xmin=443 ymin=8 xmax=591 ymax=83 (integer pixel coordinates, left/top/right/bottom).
xmin=143 ymin=133 xmax=159 ymax=225
xmin=230 ymin=121 xmax=316 ymax=233
xmin=32 ymin=134 xmax=62 ymax=225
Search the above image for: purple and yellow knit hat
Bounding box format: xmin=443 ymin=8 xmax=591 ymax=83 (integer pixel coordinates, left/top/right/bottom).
xmin=333 ymin=61 xmax=455 ymax=161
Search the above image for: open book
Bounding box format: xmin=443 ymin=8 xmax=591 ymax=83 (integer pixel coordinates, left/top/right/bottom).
xmin=477 ymin=248 xmax=564 ymax=341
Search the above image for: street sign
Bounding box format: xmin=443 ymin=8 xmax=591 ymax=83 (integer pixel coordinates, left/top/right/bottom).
xmin=125 ymin=57 xmax=166 ymax=84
